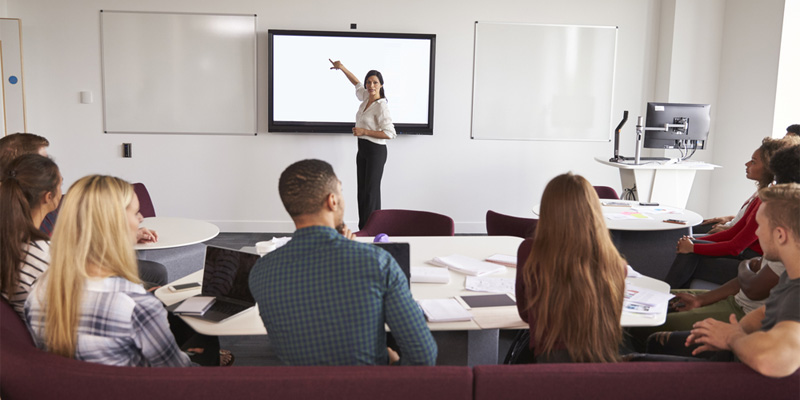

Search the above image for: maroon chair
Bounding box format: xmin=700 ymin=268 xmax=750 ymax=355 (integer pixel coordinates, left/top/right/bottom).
xmin=485 ymin=210 xmax=538 ymax=238
xmin=356 ymin=209 xmax=454 ymax=237
xmin=593 ymin=186 xmax=620 ymax=200
xmin=132 ymin=183 xmax=156 ymax=218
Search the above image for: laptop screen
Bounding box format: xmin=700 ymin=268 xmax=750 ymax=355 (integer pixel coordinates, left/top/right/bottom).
xmin=372 ymin=242 xmax=410 ymax=287
xmin=201 ymin=246 xmax=260 ymax=303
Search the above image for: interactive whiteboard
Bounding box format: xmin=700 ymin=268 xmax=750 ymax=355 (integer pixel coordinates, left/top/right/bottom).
xmin=100 ymin=11 xmax=257 ymax=135
xmin=471 ymin=22 xmax=617 ymax=141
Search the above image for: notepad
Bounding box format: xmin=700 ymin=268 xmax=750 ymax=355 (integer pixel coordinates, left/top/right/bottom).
xmin=485 ymin=254 xmax=517 ymax=268
xmin=429 ymin=254 xmax=506 ymax=276
xmin=172 ymin=296 xmax=216 ymax=316
xmin=410 ymin=267 xmax=451 ymax=284
xmin=418 ymin=298 xmax=473 ymax=322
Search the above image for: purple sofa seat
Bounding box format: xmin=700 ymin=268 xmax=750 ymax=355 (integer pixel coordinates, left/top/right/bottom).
xmin=1 ymin=300 xmax=472 ymax=400
xmin=473 ymin=363 xmax=800 ymax=400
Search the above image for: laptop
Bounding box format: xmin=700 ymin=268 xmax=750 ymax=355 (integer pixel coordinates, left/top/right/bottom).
xmin=372 ymin=242 xmax=411 ymax=287
xmin=167 ymin=245 xmax=260 ymax=323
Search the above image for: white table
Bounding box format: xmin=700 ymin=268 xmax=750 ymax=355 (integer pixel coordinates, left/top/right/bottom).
xmin=599 ymin=200 xmax=703 ymax=231
xmin=135 ymin=217 xmax=220 ymax=250
xmin=155 ymin=235 xmax=670 ymax=365
xmin=595 ymin=157 xmax=719 ymax=208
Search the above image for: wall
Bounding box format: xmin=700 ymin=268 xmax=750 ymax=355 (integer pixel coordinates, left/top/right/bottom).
xmin=3 ymin=0 xmax=784 ymax=233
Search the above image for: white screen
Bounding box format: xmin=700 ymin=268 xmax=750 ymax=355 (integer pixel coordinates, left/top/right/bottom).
xmin=271 ymin=33 xmax=433 ymax=128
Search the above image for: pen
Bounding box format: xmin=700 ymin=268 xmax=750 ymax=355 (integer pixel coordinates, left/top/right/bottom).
xmin=663 ymin=219 xmax=687 ymax=225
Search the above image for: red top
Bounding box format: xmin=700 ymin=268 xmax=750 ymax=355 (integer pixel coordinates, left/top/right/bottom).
xmin=694 ymin=197 xmax=763 ymax=257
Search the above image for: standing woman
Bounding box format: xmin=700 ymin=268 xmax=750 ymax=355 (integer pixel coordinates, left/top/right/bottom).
xmin=0 ymin=154 xmax=62 ymax=316
xmin=515 ymin=173 xmax=627 ymax=363
xmin=25 ymin=175 xmax=192 ymax=367
xmin=330 ymin=59 xmax=397 ymax=229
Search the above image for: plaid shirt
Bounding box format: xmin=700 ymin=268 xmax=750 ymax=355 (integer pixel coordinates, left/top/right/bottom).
xmin=25 ymin=275 xmax=193 ymax=367
xmin=249 ymin=226 xmax=437 ymax=366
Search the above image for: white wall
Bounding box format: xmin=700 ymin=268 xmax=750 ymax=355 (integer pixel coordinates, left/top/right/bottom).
xmin=3 ymin=0 xmax=788 ymax=233
xmin=773 ymin=0 xmax=800 ymax=134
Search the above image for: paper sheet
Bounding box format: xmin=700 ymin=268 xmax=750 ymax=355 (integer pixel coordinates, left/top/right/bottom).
xmin=465 ymin=276 xmax=515 ymax=294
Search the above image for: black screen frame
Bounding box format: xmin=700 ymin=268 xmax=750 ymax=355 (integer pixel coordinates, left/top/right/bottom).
xmin=268 ymin=29 xmax=436 ymax=135
xmin=643 ymin=102 xmax=711 ymax=150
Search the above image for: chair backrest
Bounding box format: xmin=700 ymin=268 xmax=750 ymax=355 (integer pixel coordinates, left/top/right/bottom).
xmin=132 ymin=183 xmax=156 ymax=218
xmin=485 ymin=210 xmax=538 ymax=238
xmin=593 ymin=186 xmax=619 ymax=200
xmin=356 ymin=209 xmax=454 ymax=236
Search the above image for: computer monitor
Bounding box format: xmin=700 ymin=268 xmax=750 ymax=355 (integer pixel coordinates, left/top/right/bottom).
xmin=643 ymin=103 xmax=710 ymax=150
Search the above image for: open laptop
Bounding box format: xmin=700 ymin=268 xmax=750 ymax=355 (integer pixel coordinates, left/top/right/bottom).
xmin=167 ymin=245 xmax=260 ymax=323
xmin=372 ymin=242 xmax=411 ymax=287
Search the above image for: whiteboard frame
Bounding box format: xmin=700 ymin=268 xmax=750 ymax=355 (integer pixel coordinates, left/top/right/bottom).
xmin=470 ymin=21 xmax=618 ymax=142
xmin=100 ymin=10 xmax=257 ymax=136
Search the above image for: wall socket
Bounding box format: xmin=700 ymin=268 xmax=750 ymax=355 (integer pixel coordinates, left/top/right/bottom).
xmin=122 ymin=143 xmax=132 ymax=158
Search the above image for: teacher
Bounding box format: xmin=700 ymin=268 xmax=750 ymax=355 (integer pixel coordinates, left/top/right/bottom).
xmin=329 ymin=59 xmax=397 ymax=230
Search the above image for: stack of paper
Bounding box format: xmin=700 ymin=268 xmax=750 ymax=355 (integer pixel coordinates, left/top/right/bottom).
xmin=429 ymin=254 xmax=506 ymax=276
xmin=465 ymin=276 xmax=515 ymax=294
xmin=623 ymin=285 xmax=674 ymax=315
xmin=418 ymin=298 xmax=473 ymax=322
xmin=410 ymin=266 xmax=451 ymax=283
xmin=485 ymin=254 xmax=517 ymax=268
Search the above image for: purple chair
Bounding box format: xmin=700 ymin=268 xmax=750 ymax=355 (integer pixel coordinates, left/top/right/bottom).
xmin=593 ymin=186 xmax=620 ymax=200
xmin=356 ymin=209 xmax=455 ymax=237
xmin=132 ymin=183 xmax=156 ymax=218
xmin=485 ymin=210 xmax=538 ymax=239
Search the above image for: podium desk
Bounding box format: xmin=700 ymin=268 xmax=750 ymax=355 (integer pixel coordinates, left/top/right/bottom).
xmin=156 ymin=236 xmax=670 ymax=366
xmin=595 ymin=157 xmax=719 ymax=209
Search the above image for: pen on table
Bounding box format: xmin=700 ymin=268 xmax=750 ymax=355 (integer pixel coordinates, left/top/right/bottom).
xmin=663 ymin=219 xmax=687 ymax=225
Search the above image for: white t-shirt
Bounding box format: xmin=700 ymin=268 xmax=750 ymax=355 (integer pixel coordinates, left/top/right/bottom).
xmin=722 ymin=192 xmax=757 ymax=228
xmin=734 ymin=258 xmax=786 ymax=314
xmin=354 ymin=82 xmax=396 ymax=145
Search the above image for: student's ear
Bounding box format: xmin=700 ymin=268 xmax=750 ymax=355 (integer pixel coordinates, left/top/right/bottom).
xmin=42 ymin=191 xmax=54 ymax=206
xmin=325 ymin=192 xmax=337 ymax=211
xmin=773 ymin=226 xmax=788 ymax=246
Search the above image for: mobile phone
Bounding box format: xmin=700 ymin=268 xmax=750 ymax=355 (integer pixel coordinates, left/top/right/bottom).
xmin=168 ymin=282 xmax=201 ymax=292
xmin=638 ymin=202 xmax=659 ymax=206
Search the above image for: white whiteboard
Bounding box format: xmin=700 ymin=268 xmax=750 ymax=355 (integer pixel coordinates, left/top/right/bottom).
xmin=0 ymin=18 xmax=26 ymax=135
xmin=100 ymin=11 xmax=257 ymax=135
xmin=471 ymin=22 xmax=617 ymax=141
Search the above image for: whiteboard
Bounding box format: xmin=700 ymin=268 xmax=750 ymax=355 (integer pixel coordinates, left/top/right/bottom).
xmin=0 ymin=18 xmax=26 ymax=135
xmin=100 ymin=11 xmax=257 ymax=135
xmin=471 ymin=22 xmax=617 ymax=141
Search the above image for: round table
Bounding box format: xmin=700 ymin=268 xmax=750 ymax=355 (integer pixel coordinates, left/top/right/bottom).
xmin=135 ymin=217 xmax=220 ymax=250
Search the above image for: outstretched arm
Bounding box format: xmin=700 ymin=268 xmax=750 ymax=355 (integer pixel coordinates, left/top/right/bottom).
xmin=329 ymin=59 xmax=359 ymax=85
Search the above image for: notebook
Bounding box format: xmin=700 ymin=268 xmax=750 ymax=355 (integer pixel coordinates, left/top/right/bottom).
xmin=167 ymin=245 xmax=260 ymax=323
xmin=372 ymin=242 xmax=411 ymax=287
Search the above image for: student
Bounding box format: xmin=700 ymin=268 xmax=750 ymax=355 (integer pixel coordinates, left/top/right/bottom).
xmin=329 ymin=59 xmax=397 ymax=230
xmin=629 ymin=144 xmax=800 ymax=350
xmin=786 ymin=124 xmax=799 ymax=137
xmin=664 ymin=136 xmax=800 ymax=288
xmin=0 ymin=132 xmax=167 ymax=288
xmin=684 ymin=183 xmax=800 ymax=377
xmin=24 ymin=175 xmax=193 ymax=367
xmin=0 ymin=154 xmax=61 ymax=316
xmin=249 ymin=159 xmax=436 ymax=365
xmin=515 ymin=172 xmax=627 ymax=363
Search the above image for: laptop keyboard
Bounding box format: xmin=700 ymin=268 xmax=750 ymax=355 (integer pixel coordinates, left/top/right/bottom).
xmin=209 ymin=301 xmax=249 ymax=315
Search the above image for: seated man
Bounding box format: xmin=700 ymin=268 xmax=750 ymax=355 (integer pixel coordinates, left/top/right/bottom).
xmin=249 ymin=159 xmax=437 ymax=366
xmin=650 ymin=183 xmax=800 ymax=377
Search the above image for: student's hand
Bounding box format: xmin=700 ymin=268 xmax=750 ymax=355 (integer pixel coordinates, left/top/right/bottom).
xmin=387 ymin=347 xmax=400 ymax=365
xmin=701 ymin=217 xmax=725 ymax=225
xmin=686 ymin=314 xmax=745 ymax=355
xmin=339 ymin=225 xmax=356 ymax=240
xmin=329 ymin=59 xmax=343 ymax=70
xmin=137 ymin=227 xmax=158 ymax=243
xmin=676 ymin=236 xmax=694 ymax=254
xmin=352 ymin=127 xmax=368 ymax=137
xmin=707 ymin=224 xmax=731 ymax=235
xmin=671 ymin=292 xmax=702 ymax=312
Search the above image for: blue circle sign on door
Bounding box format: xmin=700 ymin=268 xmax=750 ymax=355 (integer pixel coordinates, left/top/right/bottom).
xmin=8 ymin=76 xmax=18 ymax=84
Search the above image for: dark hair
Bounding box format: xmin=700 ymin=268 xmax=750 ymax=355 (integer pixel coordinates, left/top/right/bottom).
xmin=0 ymin=133 xmax=50 ymax=177
xmin=770 ymin=145 xmax=800 ymax=184
xmin=364 ymin=70 xmax=386 ymax=100
xmin=0 ymin=154 xmax=59 ymax=297
xmin=278 ymin=159 xmax=338 ymax=218
xmin=786 ymin=124 xmax=800 ymax=137
xmin=757 ymin=136 xmax=800 ymax=188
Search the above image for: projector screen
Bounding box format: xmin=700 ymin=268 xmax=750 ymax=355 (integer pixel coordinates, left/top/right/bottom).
xmin=268 ymin=30 xmax=436 ymax=134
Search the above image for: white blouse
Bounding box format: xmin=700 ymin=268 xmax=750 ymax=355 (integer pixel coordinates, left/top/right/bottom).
xmin=354 ymin=82 xmax=396 ymax=145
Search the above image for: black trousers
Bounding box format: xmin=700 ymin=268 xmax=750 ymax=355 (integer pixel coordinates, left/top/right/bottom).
xmin=356 ymin=139 xmax=387 ymax=230
xmin=138 ymin=259 xmax=168 ymax=290
xmin=663 ymin=249 xmax=760 ymax=289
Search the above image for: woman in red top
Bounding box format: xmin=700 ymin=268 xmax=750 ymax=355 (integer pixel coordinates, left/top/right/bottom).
xmin=665 ymin=136 xmax=800 ymax=288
